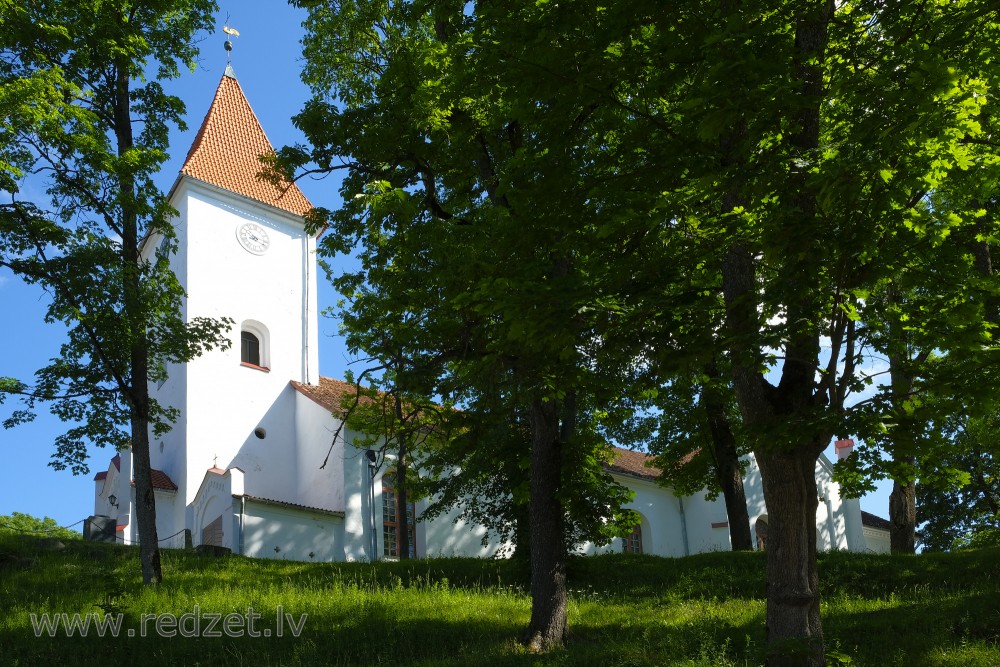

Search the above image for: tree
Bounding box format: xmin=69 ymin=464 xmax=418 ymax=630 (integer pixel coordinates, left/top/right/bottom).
xmin=917 ymin=412 xmax=1000 ymax=552
xmin=705 ymin=2 xmax=1000 ymax=662
xmin=0 ymin=0 xmax=229 ymax=584
xmin=287 ymin=0 xmax=657 ymax=649
xmin=0 ymin=512 xmax=82 ymax=541
xmin=285 ymin=0 xmax=1000 ymax=662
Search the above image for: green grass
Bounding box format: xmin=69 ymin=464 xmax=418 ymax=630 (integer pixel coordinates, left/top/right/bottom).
xmin=1 ymin=533 xmax=998 ymax=666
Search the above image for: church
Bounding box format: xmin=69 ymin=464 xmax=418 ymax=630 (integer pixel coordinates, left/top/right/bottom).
xmin=90 ymin=66 xmax=890 ymax=560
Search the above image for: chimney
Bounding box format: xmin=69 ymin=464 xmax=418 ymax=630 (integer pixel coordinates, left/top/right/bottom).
xmin=835 ymin=439 xmax=855 ymax=460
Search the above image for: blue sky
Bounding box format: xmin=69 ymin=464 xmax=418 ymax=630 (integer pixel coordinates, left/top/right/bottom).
xmin=0 ymin=2 xmax=893 ymax=530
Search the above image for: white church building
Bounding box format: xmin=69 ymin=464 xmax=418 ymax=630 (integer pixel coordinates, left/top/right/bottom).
xmin=91 ymin=66 xmax=890 ymax=560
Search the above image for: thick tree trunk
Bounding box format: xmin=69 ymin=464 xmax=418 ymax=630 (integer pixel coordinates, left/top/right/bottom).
xmin=115 ymin=61 xmax=161 ymax=584
xmin=702 ymin=364 xmax=753 ymax=551
xmin=756 ymin=449 xmax=824 ymax=667
xmin=719 ymin=0 xmax=833 ymax=661
xmin=524 ymin=396 xmax=567 ymax=652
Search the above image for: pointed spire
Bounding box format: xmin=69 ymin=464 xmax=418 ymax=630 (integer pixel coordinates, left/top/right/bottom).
xmin=179 ymin=70 xmax=312 ymax=217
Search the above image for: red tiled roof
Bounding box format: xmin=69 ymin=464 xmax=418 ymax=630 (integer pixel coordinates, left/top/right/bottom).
xmin=180 ymin=66 xmax=312 ymax=217
xmin=130 ymin=468 xmax=178 ymax=492
xmin=93 ymin=471 xmax=107 ymax=481
xmin=291 ymin=376 xmax=377 ymax=417
xmin=151 ymin=469 xmax=178 ymax=491
xmin=607 ymin=448 xmax=662 ymax=480
xmin=861 ymin=510 xmax=891 ymax=531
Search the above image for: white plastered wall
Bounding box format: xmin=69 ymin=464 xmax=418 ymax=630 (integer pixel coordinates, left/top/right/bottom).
xmin=166 ymin=179 xmax=318 ymax=518
xmin=240 ymin=501 xmax=342 ymax=562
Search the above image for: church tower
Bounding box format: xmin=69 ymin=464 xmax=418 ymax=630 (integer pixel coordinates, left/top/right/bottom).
xmin=147 ymin=64 xmax=319 ymax=541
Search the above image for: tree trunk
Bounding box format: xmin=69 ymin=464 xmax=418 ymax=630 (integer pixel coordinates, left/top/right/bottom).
xmin=524 ymin=396 xmax=567 ymax=652
xmin=115 ymin=60 xmax=161 ymax=584
xmin=756 ymin=448 xmax=824 ymax=667
xmin=713 ymin=427 xmax=753 ymax=552
xmin=713 ymin=0 xmax=754 ymax=555
xmin=703 ymin=363 xmax=753 ymax=551
xmin=394 ymin=391 xmax=411 ymax=560
xmin=130 ymin=405 xmax=162 ymax=584
xmin=719 ymin=0 xmax=833 ymax=661
xmin=887 ymin=285 xmax=917 ymax=555
xmin=889 ymin=474 xmax=916 ymax=554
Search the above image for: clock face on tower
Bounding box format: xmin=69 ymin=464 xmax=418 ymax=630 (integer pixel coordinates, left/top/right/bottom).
xmin=236 ymin=222 xmax=270 ymax=255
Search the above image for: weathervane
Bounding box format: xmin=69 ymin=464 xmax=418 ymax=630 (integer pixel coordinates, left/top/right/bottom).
xmin=223 ymin=16 xmax=240 ymax=62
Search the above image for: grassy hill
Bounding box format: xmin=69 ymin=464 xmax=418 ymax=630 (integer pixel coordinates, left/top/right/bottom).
xmin=0 ymin=532 xmax=997 ymax=666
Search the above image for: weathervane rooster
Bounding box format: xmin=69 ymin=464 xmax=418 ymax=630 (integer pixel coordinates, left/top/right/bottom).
xmin=223 ymin=22 xmax=240 ymax=60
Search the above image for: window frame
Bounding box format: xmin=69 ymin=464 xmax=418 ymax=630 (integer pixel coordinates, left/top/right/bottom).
xmin=381 ymin=477 xmax=416 ymax=559
xmin=622 ymin=523 xmax=643 ymax=554
xmin=239 ymin=320 xmax=270 ymax=371
xmin=241 ymin=331 xmax=261 ymax=366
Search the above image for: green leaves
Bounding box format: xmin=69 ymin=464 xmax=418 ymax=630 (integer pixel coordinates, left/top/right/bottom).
xmin=0 ymin=0 xmax=225 ymax=474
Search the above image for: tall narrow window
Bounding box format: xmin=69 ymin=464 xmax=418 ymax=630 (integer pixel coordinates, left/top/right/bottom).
xmin=622 ymin=523 xmax=643 ymax=554
xmin=382 ymin=478 xmax=416 ymax=558
xmin=241 ymin=331 xmax=261 ymax=366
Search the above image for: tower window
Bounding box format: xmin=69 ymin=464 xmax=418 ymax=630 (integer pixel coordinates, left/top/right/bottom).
xmin=239 ymin=321 xmax=269 ymax=370
xmin=241 ymin=331 xmax=261 ymax=366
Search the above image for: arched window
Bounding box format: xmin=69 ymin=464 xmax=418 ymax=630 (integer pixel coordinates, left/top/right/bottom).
xmin=382 ymin=476 xmax=416 ymax=558
xmin=240 ymin=320 xmax=269 ymax=370
xmin=241 ymin=331 xmax=260 ymax=366
xmin=622 ymin=523 xmax=643 ymax=554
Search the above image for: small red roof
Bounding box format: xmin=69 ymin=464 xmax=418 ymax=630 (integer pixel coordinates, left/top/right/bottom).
xmin=151 ymin=469 xmax=178 ymax=491
xmin=130 ymin=468 xmax=178 ymax=492
xmin=179 ymin=65 xmax=312 ymax=217
xmin=94 ymin=453 xmax=121 ymax=480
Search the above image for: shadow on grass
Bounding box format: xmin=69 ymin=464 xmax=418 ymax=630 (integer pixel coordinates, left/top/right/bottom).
xmin=823 ymin=588 xmax=1000 ymax=666
xmin=0 ymin=596 xmax=769 ymax=667
xmin=4 ymin=535 xmax=1000 ymax=666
